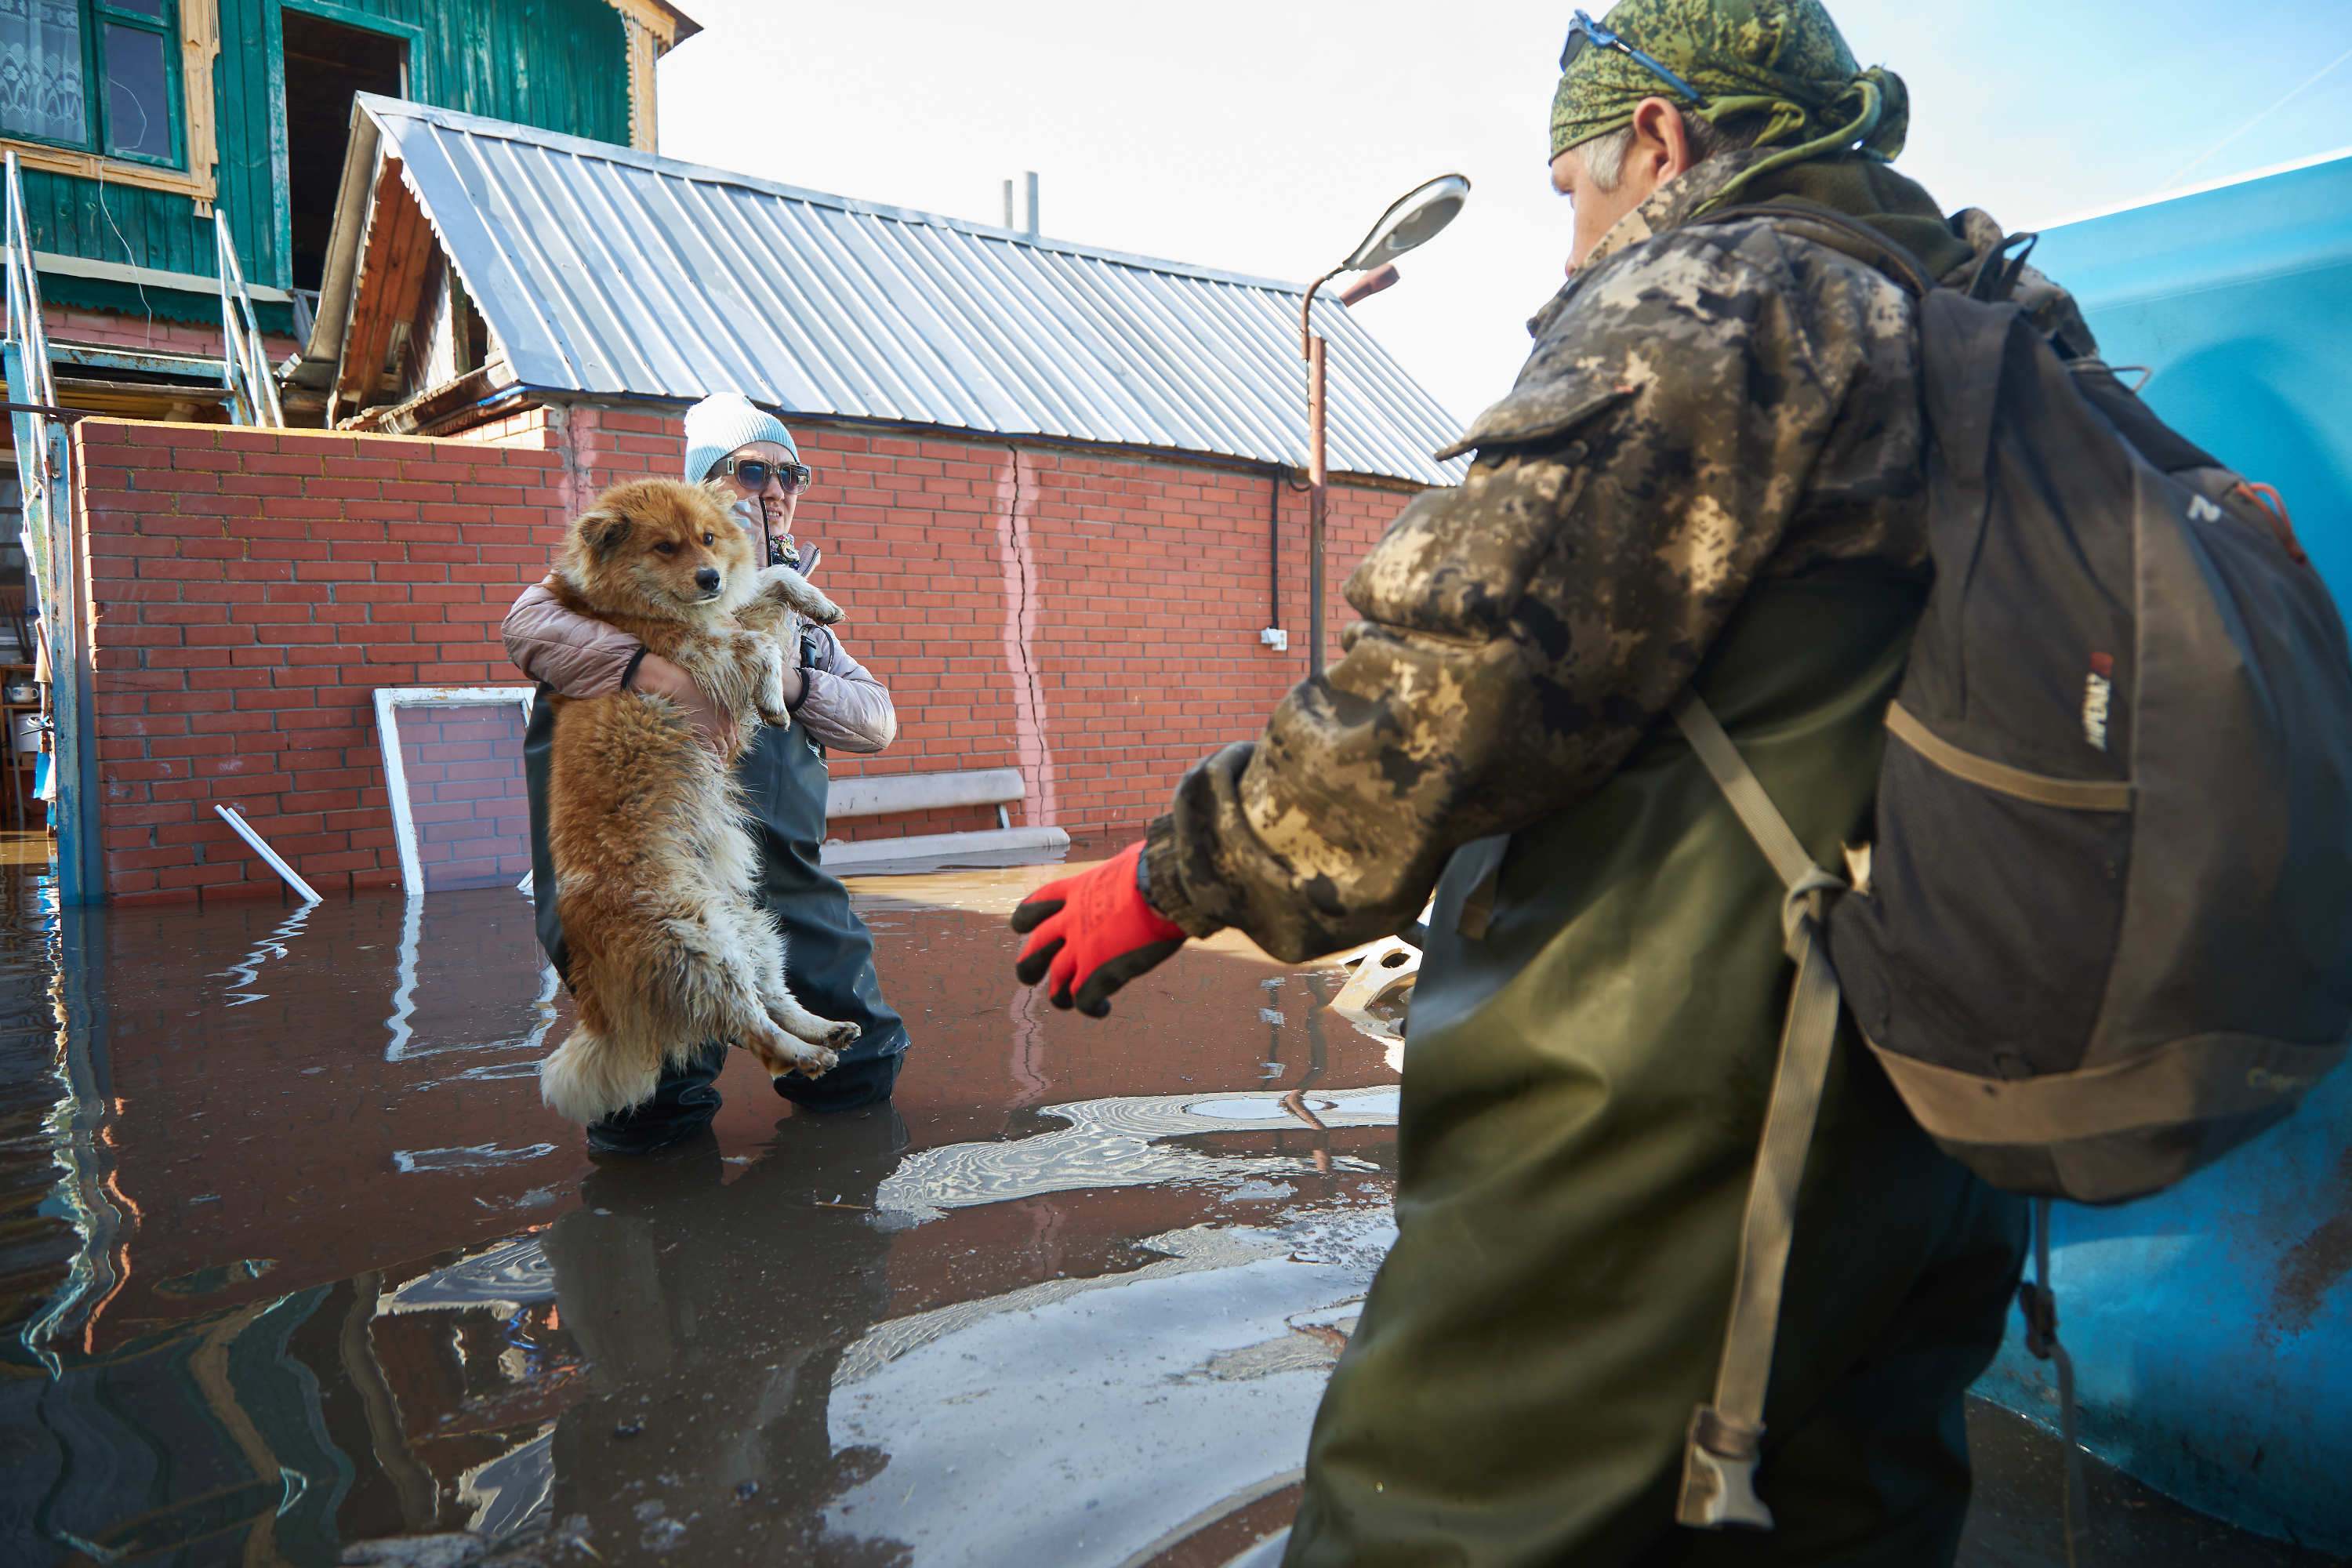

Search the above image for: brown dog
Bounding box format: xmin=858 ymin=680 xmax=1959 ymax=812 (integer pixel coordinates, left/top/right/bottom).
xmin=537 ymin=477 xmax=860 ymax=1125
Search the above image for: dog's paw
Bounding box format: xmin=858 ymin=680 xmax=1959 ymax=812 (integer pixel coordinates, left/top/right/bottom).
xmin=755 ymin=564 xmax=845 ymax=626
xmin=753 ymin=644 xmax=794 ymax=728
xmin=742 ymin=1027 xmax=837 ymax=1081
xmin=783 ymin=1041 xmax=840 ymax=1078
xmin=818 ymin=1020 xmax=862 ymax=1051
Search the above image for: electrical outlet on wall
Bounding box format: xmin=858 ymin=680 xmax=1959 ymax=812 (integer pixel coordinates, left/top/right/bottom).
xmin=1260 ymin=627 xmax=1289 ymax=651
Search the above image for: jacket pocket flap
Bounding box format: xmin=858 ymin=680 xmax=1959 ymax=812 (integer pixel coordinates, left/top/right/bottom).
xmin=1433 ymin=383 xmax=1632 ymax=462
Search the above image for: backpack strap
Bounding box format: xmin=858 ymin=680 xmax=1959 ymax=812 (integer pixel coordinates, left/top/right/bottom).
xmin=1696 ymin=200 xmax=1933 ymax=299
xmin=2019 ymin=1196 xmax=2096 ymax=1568
xmin=1669 ymin=692 xmax=1848 ymax=1532
xmin=1965 ymin=229 xmax=2041 ymax=303
xmin=1671 ymin=694 xmax=2101 ymax=1563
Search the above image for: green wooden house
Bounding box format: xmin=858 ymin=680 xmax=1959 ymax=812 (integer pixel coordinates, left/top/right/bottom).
xmin=2 ymin=0 xmax=694 ymax=367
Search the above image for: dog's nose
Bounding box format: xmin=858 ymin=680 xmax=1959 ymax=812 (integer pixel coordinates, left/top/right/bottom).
xmin=695 ymin=567 xmax=721 ymax=593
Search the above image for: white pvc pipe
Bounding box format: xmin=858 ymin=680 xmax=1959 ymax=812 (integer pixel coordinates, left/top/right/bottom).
xmin=213 ymin=803 xmax=322 ymax=903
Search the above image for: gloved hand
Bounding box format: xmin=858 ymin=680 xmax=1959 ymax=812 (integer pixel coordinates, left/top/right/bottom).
xmin=1011 ymin=842 xmax=1187 ymax=1016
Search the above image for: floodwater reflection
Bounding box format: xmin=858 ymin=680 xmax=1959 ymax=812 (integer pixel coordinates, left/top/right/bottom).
xmin=2 ymin=862 xmax=1398 ymax=1566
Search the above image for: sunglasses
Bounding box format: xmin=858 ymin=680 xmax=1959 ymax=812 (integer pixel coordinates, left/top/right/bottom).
xmin=1559 ymin=9 xmax=1708 ymax=106
xmin=727 ymin=458 xmax=813 ymax=495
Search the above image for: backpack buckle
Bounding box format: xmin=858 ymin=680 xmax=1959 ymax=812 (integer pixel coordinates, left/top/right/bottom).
xmin=1780 ymin=866 xmax=1846 ymax=960
xmin=1678 ymin=1405 xmax=1774 ymax=1530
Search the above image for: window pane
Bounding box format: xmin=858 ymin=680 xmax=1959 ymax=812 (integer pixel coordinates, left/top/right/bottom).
xmin=102 ymin=22 xmax=170 ymax=160
xmin=105 ymin=0 xmax=167 ymax=17
xmin=0 ymin=0 xmax=87 ymax=146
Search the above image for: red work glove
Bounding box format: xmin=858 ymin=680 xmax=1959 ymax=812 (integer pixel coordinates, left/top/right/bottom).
xmin=1011 ymin=841 xmax=1188 ymax=1017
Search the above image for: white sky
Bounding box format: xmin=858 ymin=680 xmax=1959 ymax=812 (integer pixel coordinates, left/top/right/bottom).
xmin=658 ymin=1 xmax=2352 ymax=429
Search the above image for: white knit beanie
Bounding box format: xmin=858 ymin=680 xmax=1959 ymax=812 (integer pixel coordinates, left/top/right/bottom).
xmin=681 ymin=391 xmax=799 ymax=484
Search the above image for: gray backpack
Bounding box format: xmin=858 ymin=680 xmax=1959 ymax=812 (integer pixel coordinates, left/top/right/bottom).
xmin=1668 ymin=206 xmax=2352 ymax=1543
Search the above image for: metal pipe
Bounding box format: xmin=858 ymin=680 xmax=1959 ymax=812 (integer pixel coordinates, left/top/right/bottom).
xmin=1025 ymin=170 xmax=1040 ymax=237
xmin=1308 ymin=336 xmax=1328 ymax=677
xmin=1298 ymin=268 xmax=1344 ymax=677
xmin=1268 ymin=471 xmax=1281 ymax=635
xmin=214 ymin=803 xmax=323 ymax=902
xmin=1298 ymin=267 xmax=1341 ymax=359
xmin=53 ymin=419 xmax=99 ymax=903
xmin=1338 ymin=263 xmax=1399 ymax=307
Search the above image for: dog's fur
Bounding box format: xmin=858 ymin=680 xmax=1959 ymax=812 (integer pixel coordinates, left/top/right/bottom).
xmin=538 ymin=478 xmax=860 ymax=1125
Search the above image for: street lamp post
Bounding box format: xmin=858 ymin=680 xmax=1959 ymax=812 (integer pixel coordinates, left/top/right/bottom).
xmin=1298 ymin=173 xmax=1470 ymax=677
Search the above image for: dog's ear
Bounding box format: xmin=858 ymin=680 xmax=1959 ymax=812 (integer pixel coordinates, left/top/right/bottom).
xmin=588 ymin=514 xmax=633 ymax=558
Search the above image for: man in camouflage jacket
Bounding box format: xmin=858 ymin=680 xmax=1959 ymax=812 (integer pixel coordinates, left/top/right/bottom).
xmin=1014 ymin=2 xmax=2085 ymax=1559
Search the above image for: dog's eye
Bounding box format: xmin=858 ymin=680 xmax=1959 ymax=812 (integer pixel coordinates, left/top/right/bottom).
xmin=702 ymin=533 xmax=714 ymax=546
xmin=654 ymin=542 xmax=677 ymax=555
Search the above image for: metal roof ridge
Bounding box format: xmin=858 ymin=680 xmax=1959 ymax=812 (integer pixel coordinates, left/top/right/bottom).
xmin=2034 ymin=143 xmax=2352 ymax=232
xmin=353 ymin=94 xmax=1323 ymax=299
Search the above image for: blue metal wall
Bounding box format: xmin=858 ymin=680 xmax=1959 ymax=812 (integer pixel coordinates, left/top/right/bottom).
xmin=1971 ymin=147 xmax=2352 ymax=1552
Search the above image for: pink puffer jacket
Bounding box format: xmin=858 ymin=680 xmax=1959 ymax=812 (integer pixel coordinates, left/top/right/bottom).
xmin=500 ymin=579 xmax=897 ymax=753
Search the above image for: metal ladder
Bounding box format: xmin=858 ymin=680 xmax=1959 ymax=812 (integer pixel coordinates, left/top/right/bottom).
xmin=0 ymin=150 xmax=99 ymax=905
xmin=0 ymin=169 xmax=280 ymax=907
xmin=4 ymin=159 xmax=121 ymax=1361
xmin=217 ymin=211 xmax=284 ymax=427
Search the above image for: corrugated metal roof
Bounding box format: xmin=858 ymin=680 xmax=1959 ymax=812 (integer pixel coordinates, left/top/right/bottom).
xmin=352 ymin=95 xmax=1467 ymax=486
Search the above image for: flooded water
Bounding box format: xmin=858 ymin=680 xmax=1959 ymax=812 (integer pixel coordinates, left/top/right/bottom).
xmin=0 ymin=846 xmax=2339 ymax=1567
xmin=0 ymin=855 xmax=1399 ymax=1566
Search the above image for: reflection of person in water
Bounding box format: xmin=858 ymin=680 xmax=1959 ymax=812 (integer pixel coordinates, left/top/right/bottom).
xmin=541 ymin=1110 xmax=909 ymax=1563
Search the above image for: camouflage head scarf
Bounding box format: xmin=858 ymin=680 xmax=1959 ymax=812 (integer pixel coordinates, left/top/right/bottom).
xmin=1548 ymin=0 xmax=1908 ymax=207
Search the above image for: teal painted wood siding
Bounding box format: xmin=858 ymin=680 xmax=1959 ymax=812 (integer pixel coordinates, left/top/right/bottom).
xmin=21 ymin=0 xmax=630 ymax=299
xmin=294 ymin=0 xmax=630 ymax=148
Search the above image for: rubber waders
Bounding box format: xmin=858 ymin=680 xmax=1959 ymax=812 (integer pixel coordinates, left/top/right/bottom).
xmin=1283 ymin=570 xmax=2027 ymax=1568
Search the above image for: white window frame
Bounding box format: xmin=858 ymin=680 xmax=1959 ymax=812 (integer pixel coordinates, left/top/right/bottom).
xmin=372 ymin=684 xmax=535 ymax=898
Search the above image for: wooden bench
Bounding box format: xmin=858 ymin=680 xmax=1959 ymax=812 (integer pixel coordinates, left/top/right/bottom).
xmin=818 ymin=766 xmax=1071 ymax=875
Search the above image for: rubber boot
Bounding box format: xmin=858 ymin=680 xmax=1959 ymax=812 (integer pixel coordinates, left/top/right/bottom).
xmin=585 ymin=1039 xmax=728 ymax=1156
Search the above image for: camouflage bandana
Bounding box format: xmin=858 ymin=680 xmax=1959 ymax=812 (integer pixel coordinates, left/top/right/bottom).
xmin=1548 ymin=0 xmax=1907 ymax=209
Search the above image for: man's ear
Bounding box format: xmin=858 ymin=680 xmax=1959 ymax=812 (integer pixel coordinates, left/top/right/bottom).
xmin=1632 ymin=96 xmax=1695 ymax=182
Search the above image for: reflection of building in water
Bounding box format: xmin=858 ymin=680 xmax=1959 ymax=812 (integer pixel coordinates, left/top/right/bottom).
xmin=61 ymin=889 xmax=580 ymax=1346
xmin=2 ymin=1080 xmax=1403 ymax=1564
xmin=5 ymin=1225 xmax=596 ymax=1561
xmin=5 ymin=1287 xmax=358 ymax=1563
xmin=2 ymin=884 xmax=599 ymax=1559
xmin=2 ymin=876 xmax=1408 ymax=1564
xmin=28 ymin=895 xmax=1396 ymax=1363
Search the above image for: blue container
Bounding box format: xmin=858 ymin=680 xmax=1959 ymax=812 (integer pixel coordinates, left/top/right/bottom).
xmin=1970 ymin=147 xmax=2352 ymax=1552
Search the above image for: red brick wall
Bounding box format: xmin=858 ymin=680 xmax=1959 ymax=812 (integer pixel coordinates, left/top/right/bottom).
xmin=82 ymin=421 xmax=563 ymax=904
xmin=80 ymin=408 xmax=1423 ymax=902
xmin=456 ymin=405 xmax=1411 ymax=841
xmin=803 ymin=430 xmax=1403 ymax=840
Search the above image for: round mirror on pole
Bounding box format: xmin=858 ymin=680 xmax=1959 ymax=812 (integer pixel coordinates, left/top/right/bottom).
xmin=1338 ymin=173 xmax=1471 ymax=271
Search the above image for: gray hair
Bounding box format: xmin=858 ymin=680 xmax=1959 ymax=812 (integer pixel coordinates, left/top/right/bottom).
xmin=1572 ymin=111 xmax=1749 ymax=193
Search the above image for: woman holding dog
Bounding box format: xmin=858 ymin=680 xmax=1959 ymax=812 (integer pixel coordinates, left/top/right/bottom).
xmin=506 ymin=392 xmax=910 ymax=1154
